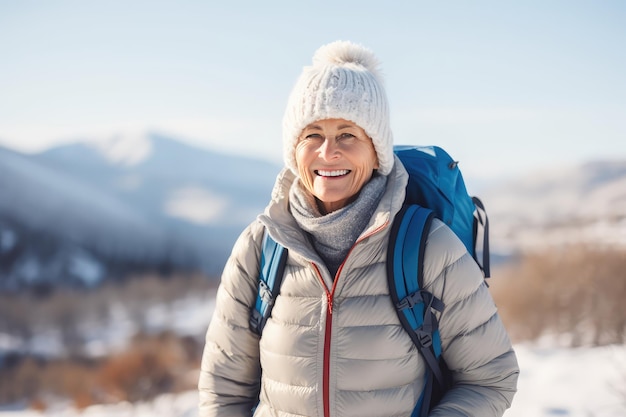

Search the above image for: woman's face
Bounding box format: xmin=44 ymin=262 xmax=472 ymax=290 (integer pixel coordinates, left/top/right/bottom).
xmin=295 ymin=118 xmax=379 ymax=214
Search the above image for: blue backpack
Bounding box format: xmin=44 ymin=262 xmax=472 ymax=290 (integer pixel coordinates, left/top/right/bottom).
xmin=249 ymin=145 xmax=489 ymax=417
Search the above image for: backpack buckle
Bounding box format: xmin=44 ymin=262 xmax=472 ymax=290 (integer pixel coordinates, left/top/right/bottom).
xmin=250 ymin=280 xmax=276 ymax=335
xmin=415 ymin=329 xmax=433 ymax=348
xmin=258 ymin=280 xmax=275 ymax=306
xmin=249 ymin=309 xmax=264 ymax=335
xmin=396 ymin=290 xmax=425 ymax=310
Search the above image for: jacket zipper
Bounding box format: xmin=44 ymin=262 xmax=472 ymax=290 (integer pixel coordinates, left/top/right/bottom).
xmin=323 ymin=289 xmax=333 ymax=417
xmin=316 ymin=222 xmax=388 ymax=417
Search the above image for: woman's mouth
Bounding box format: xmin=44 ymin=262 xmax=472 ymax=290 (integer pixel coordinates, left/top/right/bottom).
xmin=315 ymin=169 xmax=350 ymax=177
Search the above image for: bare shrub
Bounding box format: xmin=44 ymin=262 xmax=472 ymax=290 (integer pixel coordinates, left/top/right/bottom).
xmin=0 ymin=272 xmax=215 ymax=408
xmin=41 ymin=358 xmax=99 ymax=404
xmin=112 ymin=273 xmax=216 ymax=332
xmin=0 ymin=330 xmax=203 ymax=408
xmin=96 ymin=330 xmax=199 ymax=403
xmin=0 ymin=355 xmax=99 ymax=409
xmin=0 ymin=355 xmax=41 ymax=404
xmin=491 ymin=245 xmax=626 ymax=346
xmin=0 ymin=272 xmax=216 ymax=355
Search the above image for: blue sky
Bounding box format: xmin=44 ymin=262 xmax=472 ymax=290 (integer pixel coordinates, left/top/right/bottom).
xmin=1 ymin=1 xmax=625 ymax=181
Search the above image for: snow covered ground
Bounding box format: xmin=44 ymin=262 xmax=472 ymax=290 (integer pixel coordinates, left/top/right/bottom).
xmin=506 ymin=342 xmax=625 ymax=417
xmin=1 ymin=341 xmax=624 ymax=417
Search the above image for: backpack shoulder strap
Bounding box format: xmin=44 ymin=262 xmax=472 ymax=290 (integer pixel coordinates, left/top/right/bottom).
xmin=472 ymin=196 xmax=491 ymax=279
xmin=387 ymin=204 xmax=447 ymax=416
xmin=249 ymin=230 xmax=288 ymax=335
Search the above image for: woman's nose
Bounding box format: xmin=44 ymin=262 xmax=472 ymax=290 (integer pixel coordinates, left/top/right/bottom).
xmin=319 ymin=138 xmax=339 ymax=160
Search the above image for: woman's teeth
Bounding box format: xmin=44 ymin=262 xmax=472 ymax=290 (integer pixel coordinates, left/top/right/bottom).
xmin=316 ymin=169 xmax=350 ymax=177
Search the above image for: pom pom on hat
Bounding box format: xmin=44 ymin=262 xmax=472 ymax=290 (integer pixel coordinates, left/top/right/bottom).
xmin=282 ymin=41 xmax=394 ymax=176
xmin=312 ymin=41 xmax=383 ymax=79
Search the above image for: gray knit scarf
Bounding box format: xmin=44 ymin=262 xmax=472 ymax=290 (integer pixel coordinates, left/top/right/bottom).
xmin=289 ymin=174 xmax=387 ymax=278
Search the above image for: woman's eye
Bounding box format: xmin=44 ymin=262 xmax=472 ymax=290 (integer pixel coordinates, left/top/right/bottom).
xmin=302 ymin=133 xmax=323 ymax=141
xmin=337 ymin=133 xmax=355 ymax=141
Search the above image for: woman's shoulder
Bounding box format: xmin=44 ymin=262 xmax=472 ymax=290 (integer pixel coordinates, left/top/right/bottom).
xmin=422 ymin=218 xmax=484 ymax=293
xmin=425 ymin=218 xmax=468 ymax=261
xmin=231 ymin=219 xmax=266 ymax=257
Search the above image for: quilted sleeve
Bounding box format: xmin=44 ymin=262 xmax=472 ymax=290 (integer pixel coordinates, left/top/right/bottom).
xmin=198 ymin=221 xmax=265 ymax=417
xmin=423 ymin=220 xmax=519 ymax=417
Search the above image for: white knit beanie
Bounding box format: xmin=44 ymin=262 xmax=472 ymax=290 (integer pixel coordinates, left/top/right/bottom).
xmin=282 ymin=40 xmax=394 ymax=176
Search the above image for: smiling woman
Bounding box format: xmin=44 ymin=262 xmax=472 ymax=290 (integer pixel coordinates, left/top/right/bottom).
xmin=198 ymin=40 xmax=519 ymax=417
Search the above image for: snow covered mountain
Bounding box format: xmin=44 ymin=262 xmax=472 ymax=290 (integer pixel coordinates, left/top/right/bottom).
xmin=0 ymin=145 xmax=178 ymax=291
xmin=0 ymin=133 xmax=280 ymax=291
xmin=481 ymin=159 xmax=626 ymax=256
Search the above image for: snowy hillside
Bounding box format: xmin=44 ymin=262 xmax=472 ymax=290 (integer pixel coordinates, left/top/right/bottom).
xmin=35 ymin=132 xmax=280 ymax=253
xmin=481 ymin=159 xmax=626 ymax=255
xmin=0 ymin=146 xmax=190 ymax=290
xmin=0 ymin=134 xmax=281 ymax=290
xmin=0 ymin=146 xmax=166 ymax=247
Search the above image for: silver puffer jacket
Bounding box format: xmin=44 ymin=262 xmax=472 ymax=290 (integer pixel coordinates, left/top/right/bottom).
xmin=199 ymin=157 xmax=519 ymax=417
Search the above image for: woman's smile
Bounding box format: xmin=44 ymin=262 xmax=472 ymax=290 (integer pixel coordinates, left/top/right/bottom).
xmin=315 ymin=169 xmax=351 ymax=178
